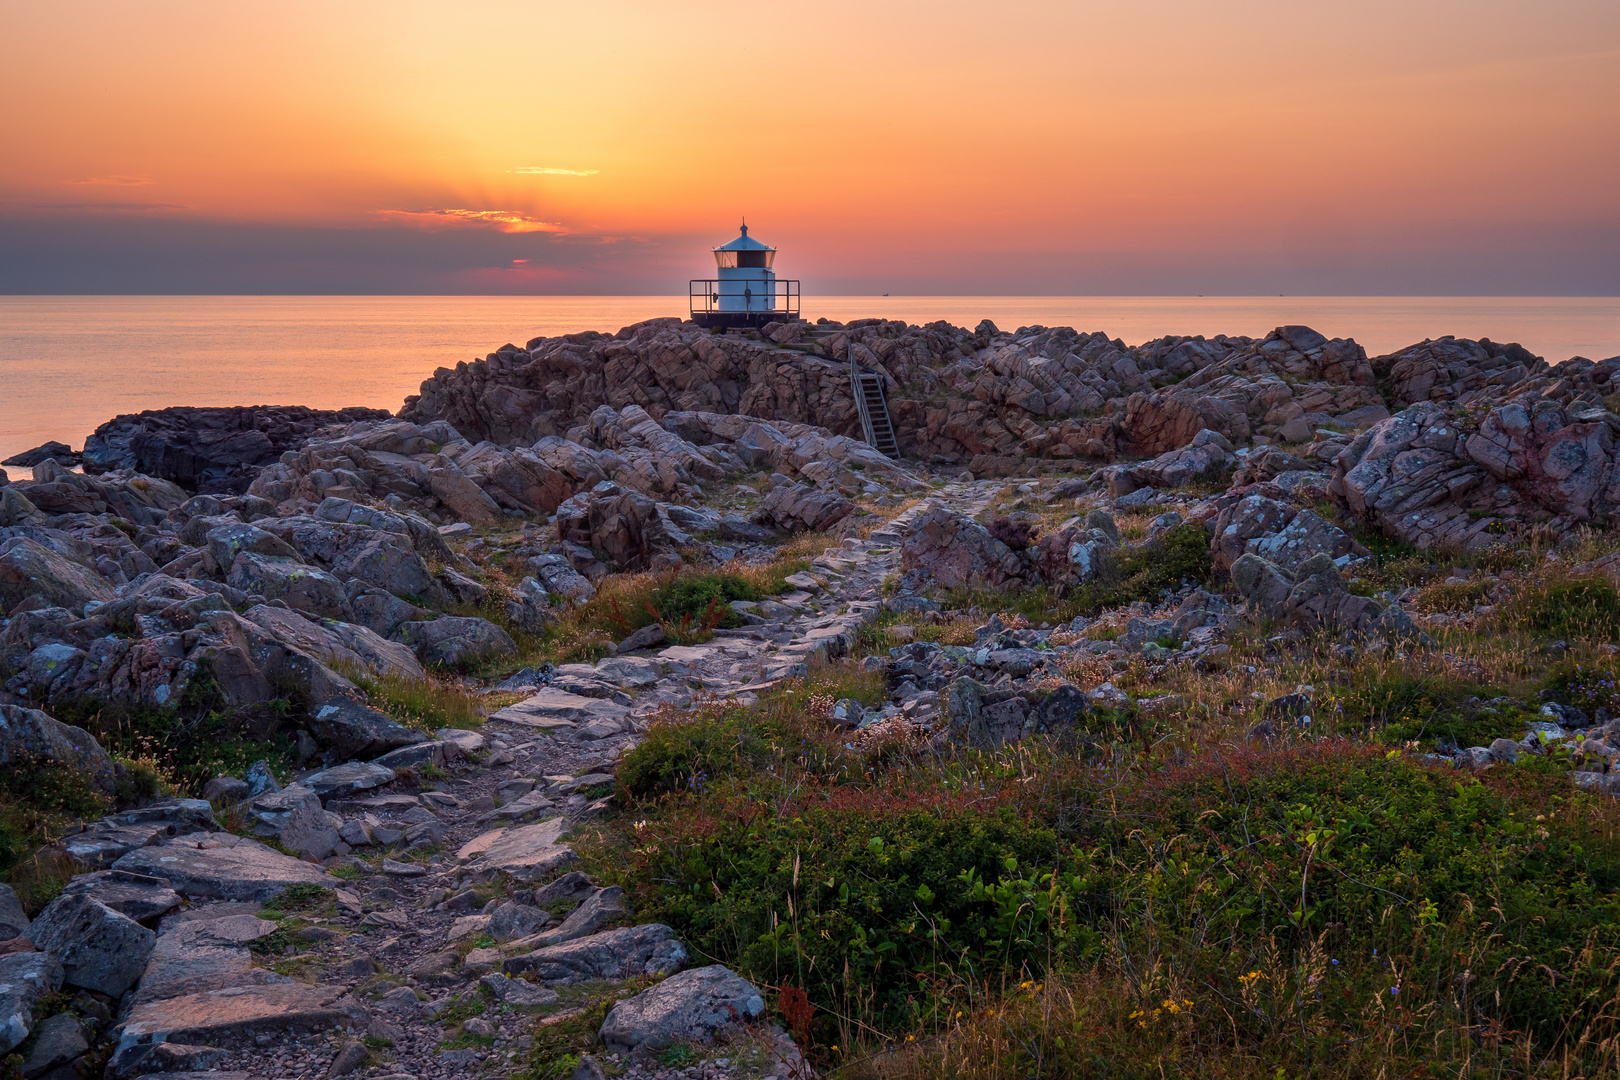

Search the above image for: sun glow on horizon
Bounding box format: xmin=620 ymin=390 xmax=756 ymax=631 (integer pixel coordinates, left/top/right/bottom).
xmin=0 ymin=0 xmax=1615 ymax=293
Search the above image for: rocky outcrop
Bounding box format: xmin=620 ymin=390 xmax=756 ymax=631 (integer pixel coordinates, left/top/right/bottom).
xmin=554 ymin=485 xmax=683 ymax=573
xmin=1373 ymin=337 xmax=1544 ymax=409
xmin=754 ymin=482 xmax=855 ymax=533
xmin=1334 ymin=396 xmax=1620 ymax=549
xmin=900 ymin=507 xmax=1028 ymax=590
xmin=0 ymin=706 xmax=118 ymax=795
xmin=390 ymin=316 xmax=1572 ymax=486
xmin=26 ymin=892 xmax=155 ymax=997
xmin=0 ymin=536 xmax=119 ymax=614
xmin=2 ymin=442 xmax=78 ymax=468
xmin=81 ymin=406 xmax=392 ymax=494
xmin=1120 ymin=326 xmax=1384 ymax=456
xmin=1209 ymin=491 xmax=1359 ymax=574
xmin=1232 ymin=551 xmax=1413 ymax=637
xmin=248 ymin=404 xmax=923 ymax=533
xmin=599 ymin=964 xmax=766 ymax=1055
xmin=1 ymin=458 xmax=187 ymax=527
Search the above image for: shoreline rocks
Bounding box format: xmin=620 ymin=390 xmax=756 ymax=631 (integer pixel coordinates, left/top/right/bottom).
xmin=82 ymin=405 xmax=393 ymax=494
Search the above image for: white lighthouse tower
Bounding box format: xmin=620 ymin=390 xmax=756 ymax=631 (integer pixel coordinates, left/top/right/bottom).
xmin=689 ymin=223 xmax=800 ymax=329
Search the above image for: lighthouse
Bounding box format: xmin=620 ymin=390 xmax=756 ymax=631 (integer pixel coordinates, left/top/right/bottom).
xmin=689 ymin=223 xmax=800 ymax=329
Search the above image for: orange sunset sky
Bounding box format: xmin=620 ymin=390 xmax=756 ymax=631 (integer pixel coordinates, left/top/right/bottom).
xmin=1 ymin=0 xmax=1617 ymax=294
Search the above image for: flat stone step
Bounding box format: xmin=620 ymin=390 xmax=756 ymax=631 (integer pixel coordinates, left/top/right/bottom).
xmin=490 ymin=689 xmax=630 ymax=728
xmin=116 ymin=984 xmax=362 ymax=1073
xmin=456 ymin=817 xmax=576 ymax=882
xmin=129 ymin=910 xmax=281 ymax=1007
xmin=112 ymin=834 xmax=337 ymax=902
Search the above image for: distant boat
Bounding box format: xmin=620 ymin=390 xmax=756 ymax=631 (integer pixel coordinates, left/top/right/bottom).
xmin=881 ymin=292 xmax=889 ymax=296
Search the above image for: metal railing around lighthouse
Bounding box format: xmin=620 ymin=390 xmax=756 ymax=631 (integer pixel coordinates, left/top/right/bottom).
xmin=688 ymin=279 xmax=801 ymax=319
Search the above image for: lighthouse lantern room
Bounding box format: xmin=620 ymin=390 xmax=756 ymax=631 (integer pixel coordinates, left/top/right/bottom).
xmin=689 ymin=223 xmax=800 ymax=329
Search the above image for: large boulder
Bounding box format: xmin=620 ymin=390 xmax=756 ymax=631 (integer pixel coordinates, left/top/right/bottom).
xmin=202 ymin=524 xmax=299 ymax=574
xmin=0 ymin=537 xmax=116 ymax=615
xmin=26 ymin=892 xmax=155 ymax=996
xmin=754 ymin=482 xmax=855 ymax=533
xmin=1210 ymin=494 xmax=1356 ymax=575
xmin=501 ymin=923 xmax=686 ymax=984
xmin=305 ymin=697 xmax=426 ymax=760
xmin=2 ymin=442 xmax=77 ymax=468
xmin=111 ymin=833 xmax=338 ymax=901
xmin=425 ymin=461 xmax=502 ymax=524
xmin=390 ymin=616 xmax=516 ymax=668
xmin=227 ymin=554 xmax=351 ymax=620
xmin=455 ymin=818 xmax=576 ymax=881
xmin=332 ymin=538 xmax=442 ymax=601
xmin=900 ymin=507 xmax=1027 ymax=590
xmin=0 ymin=706 xmax=118 ymax=796
xmin=241 ymin=605 xmax=424 ymax=681
xmin=599 ymin=965 xmax=766 ymax=1054
xmin=527 ymin=554 xmax=595 ymax=604
xmin=0 ymin=951 xmax=63 ymax=1053
xmin=554 ymin=485 xmax=681 ymax=572
xmin=1231 ymin=551 xmax=1405 ymax=636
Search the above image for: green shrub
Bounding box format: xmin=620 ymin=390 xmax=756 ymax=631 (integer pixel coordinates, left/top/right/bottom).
xmin=1328 ymin=675 xmax=1526 ymax=748
xmin=614 ymin=672 xmax=878 ymax=801
xmin=1544 ymin=663 xmax=1620 ymax=715
xmin=655 ymin=574 xmax=763 ymax=625
xmin=599 ymin=742 xmax=1620 ymax=1057
xmin=1070 ymin=523 xmax=1213 ymax=616
xmin=618 ymin=786 xmax=1067 ymax=1033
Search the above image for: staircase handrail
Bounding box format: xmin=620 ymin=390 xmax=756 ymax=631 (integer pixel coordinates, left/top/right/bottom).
xmin=850 ymin=351 xmax=880 ymax=449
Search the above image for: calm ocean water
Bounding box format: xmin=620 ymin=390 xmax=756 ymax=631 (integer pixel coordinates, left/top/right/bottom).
xmin=2 ymin=295 xmax=1617 ymax=474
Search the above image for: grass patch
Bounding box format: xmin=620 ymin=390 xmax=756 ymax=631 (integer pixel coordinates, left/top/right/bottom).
xmin=1410 ymin=578 xmax=1492 ymax=613
xmin=338 ymin=665 xmax=486 ymax=730
xmin=615 ymin=664 xmax=885 ymax=801
xmin=857 ymin=610 xmax=979 ymax=653
xmin=1325 ymin=674 xmax=1529 ymax=749
xmin=50 ymin=690 xmax=298 ymax=795
xmin=1497 ymin=570 xmax=1620 ymax=640
xmin=520 ymin=556 xmax=811 ymax=667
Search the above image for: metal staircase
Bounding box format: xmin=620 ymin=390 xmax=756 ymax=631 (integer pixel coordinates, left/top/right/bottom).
xmin=851 ymin=359 xmax=900 ymax=459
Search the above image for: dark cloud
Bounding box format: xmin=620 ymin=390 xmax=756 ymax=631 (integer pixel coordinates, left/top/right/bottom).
xmin=35 ymin=203 xmax=191 ymax=212
xmin=0 ymin=214 xmax=1613 ymax=295
xmin=0 ymin=216 xmax=681 ymax=294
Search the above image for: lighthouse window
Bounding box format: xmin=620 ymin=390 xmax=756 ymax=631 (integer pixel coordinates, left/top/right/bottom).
xmin=736 ymin=250 xmax=769 ymax=268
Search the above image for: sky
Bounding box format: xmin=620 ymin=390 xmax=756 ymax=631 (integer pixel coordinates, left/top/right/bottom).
xmin=1 ymin=0 xmax=1617 ymax=295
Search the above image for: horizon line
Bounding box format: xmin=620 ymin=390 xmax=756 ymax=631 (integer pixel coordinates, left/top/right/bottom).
xmin=1 ymin=292 xmax=1617 ymax=300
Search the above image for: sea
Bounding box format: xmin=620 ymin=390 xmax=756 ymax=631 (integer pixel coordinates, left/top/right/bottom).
xmin=2 ymin=295 xmax=1617 ymax=477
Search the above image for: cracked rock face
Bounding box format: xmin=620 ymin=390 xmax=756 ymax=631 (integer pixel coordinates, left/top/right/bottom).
xmin=1335 ymin=397 xmax=1620 ymax=549
xmin=26 ymin=892 xmax=155 ymax=997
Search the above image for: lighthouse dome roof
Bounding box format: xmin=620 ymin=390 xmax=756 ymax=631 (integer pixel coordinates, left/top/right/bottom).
xmin=714 ymin=223 xmax=774 ymax=252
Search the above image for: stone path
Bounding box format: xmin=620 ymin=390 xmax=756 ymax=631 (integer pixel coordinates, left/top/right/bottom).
xmin=26 ymin=481 xmax=1002 ymax=1080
